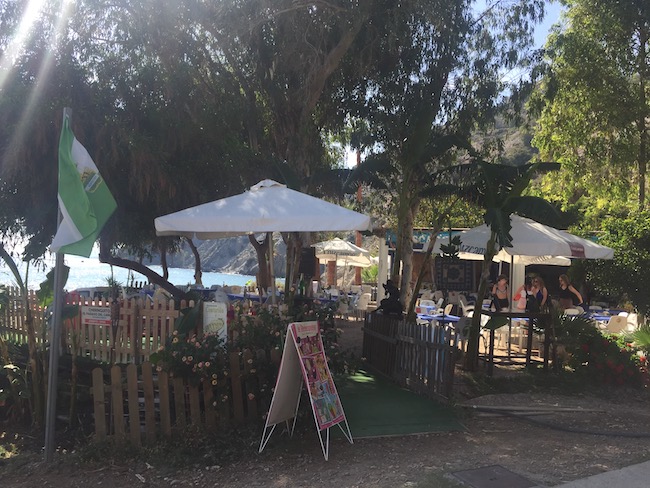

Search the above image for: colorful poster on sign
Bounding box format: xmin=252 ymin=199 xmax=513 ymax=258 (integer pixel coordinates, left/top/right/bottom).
xmin=81 ymin=306 xmax=112 ymax=326
xmin=202 ymin=302 xmax=228 ymax=341
xmin=289 ymin=322 xmax=345 ymax=431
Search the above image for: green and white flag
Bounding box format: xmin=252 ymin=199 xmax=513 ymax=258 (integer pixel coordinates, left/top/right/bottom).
xmin=50 ymin=114 xmax=117 ymax=257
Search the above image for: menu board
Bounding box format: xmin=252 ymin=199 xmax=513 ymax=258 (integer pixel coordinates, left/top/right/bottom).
xmin=202 ymin=301 xmax=228 ymax=341
xmin=289 ymin=321 xmax=345 ymax=430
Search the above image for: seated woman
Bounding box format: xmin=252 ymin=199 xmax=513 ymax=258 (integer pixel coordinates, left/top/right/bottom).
xmin=491 ymin=274 xmax=509 ymax=310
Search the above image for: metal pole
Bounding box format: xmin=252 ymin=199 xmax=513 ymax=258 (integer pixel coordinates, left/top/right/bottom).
xmin=268 ymin=233 xmax=276 ymax=305
xmin=44 ymin=107 xmax=71 ymax=462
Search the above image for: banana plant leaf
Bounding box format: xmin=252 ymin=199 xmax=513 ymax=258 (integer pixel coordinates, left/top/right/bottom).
xmin=483 ymin=316 xmax=509 ymax=330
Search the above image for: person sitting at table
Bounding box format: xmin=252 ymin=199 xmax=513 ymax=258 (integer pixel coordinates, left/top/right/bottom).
xmin=558 ymin=274 xmax=583 ymax=310
xmin=377 ymin=280 xmax=403 ymax=316
xmin=531 ymin=276 xmax=549 ymax=310
xmin=491 ymin=274 xmax=509 ymax=310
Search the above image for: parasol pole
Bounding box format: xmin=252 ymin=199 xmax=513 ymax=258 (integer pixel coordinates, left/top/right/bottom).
xmin=268 ymin=232 xmax=276 ymax=305
xmin=45 ymin=107 xmax=71 ymax=462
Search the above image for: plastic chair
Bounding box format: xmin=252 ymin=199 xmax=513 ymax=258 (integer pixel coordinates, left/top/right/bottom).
xmin=443 ymin=303 xmax=454 ymax=316
xmin=433 ymin=290 xmax=444 ymax=302
xmin=627 ymin=313 xmax=639 ymax=332
xmin=354 ymin=293 xmax=372 ymax=319
xmin=605 ymin=315 xmax=628 ymax=334
xmin=564 ymin=308 xmax=581 ymax=316
xmin=458 ymin=296 xmax=475 ymax=317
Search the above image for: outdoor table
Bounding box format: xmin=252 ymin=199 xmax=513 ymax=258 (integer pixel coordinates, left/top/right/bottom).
xmin=227 ymin=293 xmax=264 ymax=302
xmin=480 ymin=309 xmax=551 ymax=376
xmin=416 ymin=313 xmax=460 ymax=326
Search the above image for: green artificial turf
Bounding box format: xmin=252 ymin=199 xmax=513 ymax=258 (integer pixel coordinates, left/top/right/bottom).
xmin=331 ymin=370 xmax=465 ymax=439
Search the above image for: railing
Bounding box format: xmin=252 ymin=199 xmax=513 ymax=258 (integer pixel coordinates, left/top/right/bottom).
xmin=91 ymin=349 xmax=281 ymax=443
xmin=362 ymin=311 xmax=455 ymax=401
xmin=0 ymin=287 xmax=193 ymax=364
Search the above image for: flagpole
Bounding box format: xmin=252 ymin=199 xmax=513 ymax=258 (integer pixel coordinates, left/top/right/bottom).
xmin=44 ymin=107 xmax=71 ymax=462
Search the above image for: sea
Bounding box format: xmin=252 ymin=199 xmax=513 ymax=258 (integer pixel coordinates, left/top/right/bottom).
xmin=0 ymin=250 xmax=256 ymax=291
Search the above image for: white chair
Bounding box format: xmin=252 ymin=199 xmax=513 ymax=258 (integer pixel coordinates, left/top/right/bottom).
xmin=433 ymin=290 xmax=444 ymax=302
xmin=420 ymin=289 xmax=434 ymax=300
xmin=350 ymin=285 xmax=362 ymax=294
xmin=447 ymin=291 xmax=460 ymax=304
xmin=588 ymin=305 xmax=603 ymax=311
xmin=337 ymin=301 xmax=350 ymax=319
xmin=605 ymin=315 xmax=628 ymax=334
xmin=361 ymin=284 xmax=372 ymax=295
xmin=443 ymin=303 xmax=454 ymax=316
xmin=627 ymin=313 xmax=639 ymax=332
xmin=458 ymin=296 xmax=475 ymax=317
xmin=564 ymin=308 xmax=581 ymax=316
xmin=354 ymin=293 xmax=372 ymax=319
xmin=418 ymin=299 xmax=437 ymax=313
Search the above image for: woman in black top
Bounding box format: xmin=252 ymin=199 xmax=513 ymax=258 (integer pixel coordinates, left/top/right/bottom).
xmin=491 ymin=274 xmax=509 ymax=310
xmin=558 ymin=274 xmax=583 ymax=310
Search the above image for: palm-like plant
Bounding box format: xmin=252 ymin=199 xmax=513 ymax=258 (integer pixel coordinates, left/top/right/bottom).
xmin=436 ymin=160 xmax=561 ymax=371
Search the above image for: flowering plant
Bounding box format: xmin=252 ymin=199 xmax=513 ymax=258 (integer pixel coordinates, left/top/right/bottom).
xmin=567 ymin=332 xmax=647 ymax=387
xmin=150 ymin=331 xmax=229 ymax=386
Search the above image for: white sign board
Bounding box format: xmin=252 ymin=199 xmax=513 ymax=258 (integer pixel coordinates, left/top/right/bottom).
xmin=202 ymin=301 xmax=228 ymax=341
xmin=81 ymin=306 xmax=112 ymax=326
xmin=259 ymin=321 xmax=352 ymax=460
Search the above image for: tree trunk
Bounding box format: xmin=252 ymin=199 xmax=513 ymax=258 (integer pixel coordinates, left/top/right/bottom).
xmin=463 ymin=231 xmax=498 ymax=371
xmin=99 ymin=241 xmax=186 ymax=299
xmin=185 ymin=237 xmax=203 ymax=286
xmin=248 ymin=234 xmax=271 ymax=291
xmin=406 ymin=226 xmax=441 ymax=322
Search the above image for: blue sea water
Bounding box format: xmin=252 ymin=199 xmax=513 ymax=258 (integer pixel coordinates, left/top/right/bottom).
xmin=0 ymin=252 xmax=256 ymax=291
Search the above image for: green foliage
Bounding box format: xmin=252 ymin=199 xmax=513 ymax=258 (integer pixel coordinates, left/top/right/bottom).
xmin=549 ymin=309 xmax=647 ymax=387
xmin=149 ymin=332 xmax=228 ymax=386
xmin=529 ymin=0 xmax=649 ymax=213
xmin=36 ymin=267 xmax=69 ymax=308
xmin=174 ymin=301 xmax=204 ymax=338
xmin=633 ymin=323 xmax=650 ymax=351
xmin=150 ymin=300 xmax=361 ymax=416
xmin=439 ymin=235 xmax=462 ymax=259
xmin=583 ymin=211 xmax=650 ymax=315
xmin=566 ymin=332 xmax=647 ymax=388
xmin=361 ymin=265 xmax=378 ymax=284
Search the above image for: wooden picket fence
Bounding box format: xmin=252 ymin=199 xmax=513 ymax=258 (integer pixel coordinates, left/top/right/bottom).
xmin=362 ymin=311 xmax=456 ymax=400
xmin=0 ymin=288 xmax=46 ymax=344
xmin=92 ymin=348 xmax=282 ymax=443
xmin=0 ymin=287 xmax=193 ymax=364
xmin=394 ymin=320 xmax=456 ymax=401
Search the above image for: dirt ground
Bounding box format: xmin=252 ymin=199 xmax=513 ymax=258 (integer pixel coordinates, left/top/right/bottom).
xmin=2 ymin=317 xmax=650 ymax=488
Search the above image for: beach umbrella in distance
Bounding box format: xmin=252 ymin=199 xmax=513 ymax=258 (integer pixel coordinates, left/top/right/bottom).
xmin=154 ymin=180 xmax=372 ymax=300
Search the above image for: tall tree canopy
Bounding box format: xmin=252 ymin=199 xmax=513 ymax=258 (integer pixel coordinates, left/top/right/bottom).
xmin=530 ymin=0 xmax=650 ymax=218
xmin=340 ymin=0 xmax=547 ymax=304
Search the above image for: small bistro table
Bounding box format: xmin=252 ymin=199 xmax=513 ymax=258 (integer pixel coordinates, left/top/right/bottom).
xmin=480 ymin=309 xmax=551 ymax=375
